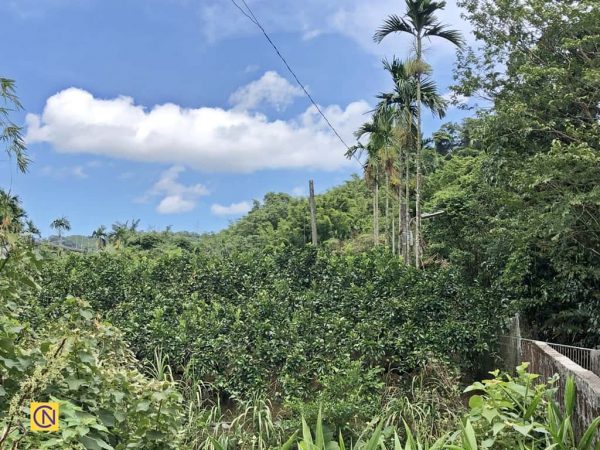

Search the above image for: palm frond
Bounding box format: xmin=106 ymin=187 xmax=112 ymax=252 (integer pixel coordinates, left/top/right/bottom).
xmin=420 ymin=78 xmax=447 ymax=118
xmin=345 ymin=143 xmax=365 ymax=160
xmin=373 ymin=14 xmax=414 ymax=43
xmin=383 ymin=56 xmax=410 ymax=80
xmin=354 ymin=121 xmax=378 ymax=139
xmin=405 ymin=0 xmax=447 ymax=32
xmin=424 ymin=22 xmax=465 ymax=47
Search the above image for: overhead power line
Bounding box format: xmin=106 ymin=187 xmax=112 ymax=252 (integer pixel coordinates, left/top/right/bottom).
xmin=228 ymin=0 xmax=353 ymax=153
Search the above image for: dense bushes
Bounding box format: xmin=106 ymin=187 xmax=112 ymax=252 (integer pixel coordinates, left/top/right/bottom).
xmin=39 ymin=246 xmax=505 ymax=403
xmin=0 ymin=233 xmax=185 ymax=450
xmin=430 ymin=0 xmax=600 ymax=348
xmin=284 ymin=364 xmax=600 ymax=450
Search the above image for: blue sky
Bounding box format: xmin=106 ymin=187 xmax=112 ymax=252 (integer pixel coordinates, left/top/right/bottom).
xmin=1 ymin=0 xmax=474 ymax=236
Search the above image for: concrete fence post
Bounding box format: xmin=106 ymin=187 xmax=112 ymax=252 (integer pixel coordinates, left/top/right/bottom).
xmin=591 ymin=350 xmax=600 ymax=377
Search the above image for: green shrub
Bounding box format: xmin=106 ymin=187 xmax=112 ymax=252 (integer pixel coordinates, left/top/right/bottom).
xmin=462 ymin=363 xmax=600 ymax=450
xmin=39 ymin=246 xmax=504 ymax=405
xmin=0 ymin=232 xmax=185 ymax=450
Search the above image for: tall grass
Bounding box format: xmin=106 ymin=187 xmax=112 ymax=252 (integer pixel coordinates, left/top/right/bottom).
xmin=381 ymin=360 xmax=464 ymax=440
xmin=147 ymin=348 xmax=600 ymax=450
xmin=146 ymin=349 xmax=466 ymax=449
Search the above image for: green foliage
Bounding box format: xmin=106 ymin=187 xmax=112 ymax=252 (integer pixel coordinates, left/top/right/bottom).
xmin=289 ymin=359 xmax=385 ymax=434
xmin=382 ymin=360 xmax=464 ymax=441
xmin=426 ymin=141 xmax=600 ymax=346
xmin=425 ymin=0 xmax=600 ymax=346
xmin=0 ymin=190 xmax=28 ymax=233
xmin=4 ymin=1 xmax=600 ymax=447
xmin=0 ymin=229 xmax=185 ymax=450
xmin=181 ymin=396 xmax=291 ymax=450
xmin=282 ymin=365 xmax=600 ymax=450
xmin=198 ymin=177 xmax=372 ymax=255
xmin=0 ymin=78 xmax=28 ymax=173
xmin=2 ymin=213 xmax=597 ymax=449
xmin=460 ymin=364 xmax=600 ymax=450
xmin=39 ymin=246 xmax=502 ymax=408
xmin=463 ymin=363 xmax=553 ymax=449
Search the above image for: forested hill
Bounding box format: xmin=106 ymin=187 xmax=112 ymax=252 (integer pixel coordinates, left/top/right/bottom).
xmin=198 ymin=175 xmax=373 ymax=254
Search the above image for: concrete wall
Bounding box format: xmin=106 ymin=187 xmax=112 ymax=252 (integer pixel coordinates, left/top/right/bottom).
xmin=521 ymin=340 xmax=600 ymax=439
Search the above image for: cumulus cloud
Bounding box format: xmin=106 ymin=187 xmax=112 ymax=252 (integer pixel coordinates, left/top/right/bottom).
xmin=211 ymin=201 xmax=253 ymax=216
xmin=229 ymin=71 xmax=303 ymax=111
xmin=26 ymin=76 xmax=368 ymax=173
xmin=144 ymin=166 xmax=210 ymax=214
xmin=157 ymin=196 xmax=196 ymax=214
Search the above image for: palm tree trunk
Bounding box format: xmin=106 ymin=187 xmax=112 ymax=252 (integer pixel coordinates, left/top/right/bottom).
xmin=397 ymin=146 xmax=403 ymax=258
xmin=373 ymin=180 xmax=379 ymax=246
xmin=385 ymin=172 xmax=390 ymax=247
xmin=397 ymin=185 xmax=402 ymax=256
xmin=391 ymin=215 xmax=395 ymax=255
xmin=405 ymin=146 xmax=411 ymax=264
xmin=415 ymin=34 xmax=423 ymax=268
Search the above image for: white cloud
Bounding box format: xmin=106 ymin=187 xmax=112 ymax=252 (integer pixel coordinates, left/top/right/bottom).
xmin=144 ymin=166 xmax=210 ymax=214
xmin=152 ymin=166 xmax=210 ymax=197
xmin=211 ymin=201 xmax=252 ymax=216
xmin=72 ymin=166 xmax=87 ymax=178
xmin=157 ymin=196 xmax=196 ymax=214
xmin=229 ymin=71 xmax=303 ymax=111
xmin=26 ymin=76 xmax=368 ymax=173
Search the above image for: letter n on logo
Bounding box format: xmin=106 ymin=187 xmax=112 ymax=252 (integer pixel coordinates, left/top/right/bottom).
xmin=30 ymin=402 xmax=60 ymax=432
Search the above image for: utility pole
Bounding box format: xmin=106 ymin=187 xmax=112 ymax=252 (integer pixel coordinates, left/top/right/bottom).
xmin=309 ymin=179 xmax=318 ymax=245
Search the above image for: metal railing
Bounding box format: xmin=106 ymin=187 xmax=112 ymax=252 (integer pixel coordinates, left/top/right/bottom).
xmin=546 ymin=341 xmax=600 ymax=377
xmin=500 ymin=335 xmax=600 ymax=377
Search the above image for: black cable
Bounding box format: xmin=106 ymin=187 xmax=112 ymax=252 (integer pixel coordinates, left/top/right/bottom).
xmin=229 ymin=0 xmax=353 ymax=153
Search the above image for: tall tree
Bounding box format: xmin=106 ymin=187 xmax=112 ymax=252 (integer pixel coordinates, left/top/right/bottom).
xmin=347 ymin=140 xmax=381 ymax=245
xmin=374 ymin=0 xmax=464 ymax=267
xmin=372 ymin=106 xmax=396 ymax=249
xmin=25 ymin=220 xmax=40 ymax=238
xmin=379 ymin=57 xmax=446 ymax=262
xmin=50 ymin=216 xmax=71 ymax=243
xmin=109 ymin=222 xmax=130 ymax=249
xmin=92 ymin=225 xmax=108 ymax=249
xmin=350 ymin=107 xmax=395 ymax=246
xmin=0 ymin=191 xmax=26 ymax=232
